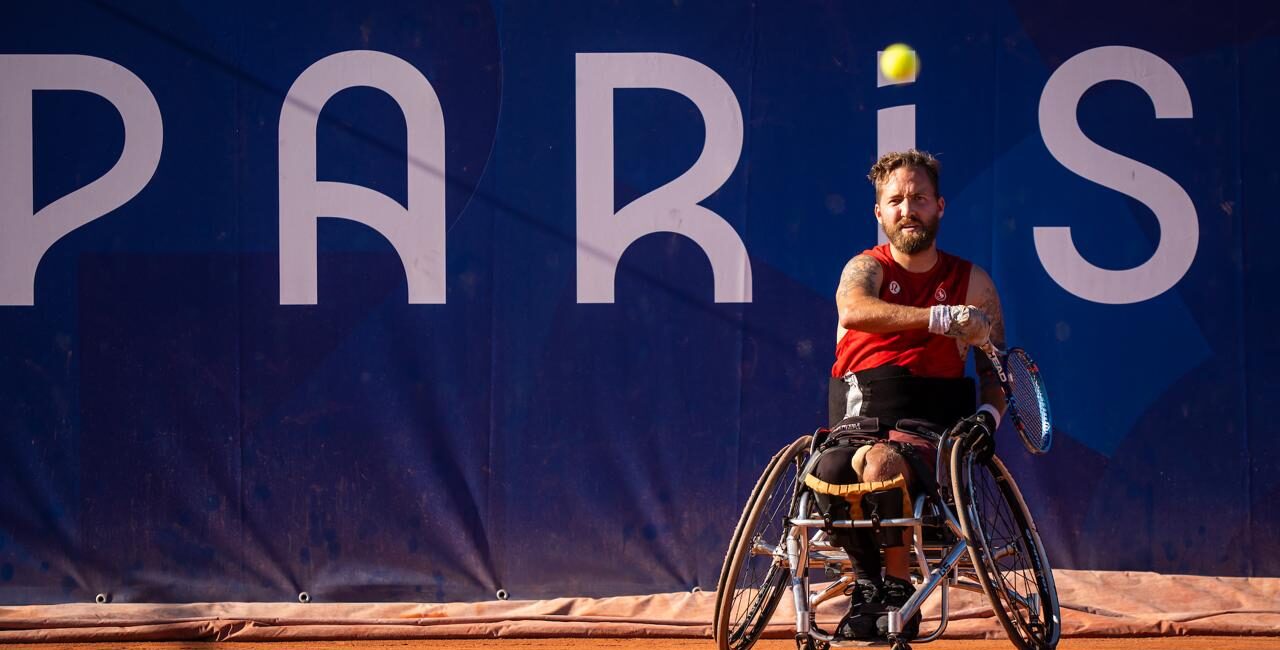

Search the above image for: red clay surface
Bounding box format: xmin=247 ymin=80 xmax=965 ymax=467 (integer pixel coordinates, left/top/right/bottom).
xmin=13 ymin=638 xmax=1280 ymax=649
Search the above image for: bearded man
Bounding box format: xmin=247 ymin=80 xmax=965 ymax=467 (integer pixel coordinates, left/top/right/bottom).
xmin=812 ymin=149 xmax=1008 ymax=641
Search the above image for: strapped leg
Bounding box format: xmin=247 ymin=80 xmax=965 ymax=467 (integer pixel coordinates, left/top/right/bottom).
xmin=806 ymin=441 xmax=918 ymax=642
xmin=809 ymin=444 xmax=882 ymax=582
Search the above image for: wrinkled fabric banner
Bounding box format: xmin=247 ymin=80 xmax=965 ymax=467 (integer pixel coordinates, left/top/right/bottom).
xmin=1 ymin=0 xmax=1278 ymax=604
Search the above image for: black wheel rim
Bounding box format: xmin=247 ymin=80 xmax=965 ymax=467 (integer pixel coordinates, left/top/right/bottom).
xmin=964 ymin=458 xmax=1058 ymax=649
xmin=725 ymin=445 xmax=804 ymax=647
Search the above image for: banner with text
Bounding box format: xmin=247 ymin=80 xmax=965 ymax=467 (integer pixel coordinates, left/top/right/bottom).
xmin=1 ymin=0 xmax=1277 ymax=603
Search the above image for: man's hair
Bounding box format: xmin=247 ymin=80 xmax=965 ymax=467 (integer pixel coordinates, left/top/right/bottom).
xmin=868 ymin=149 xmax=941 ymax=200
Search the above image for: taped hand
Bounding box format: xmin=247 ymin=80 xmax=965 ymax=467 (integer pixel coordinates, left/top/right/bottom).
xmin=929 ymin=305 xmax=992 ymax=346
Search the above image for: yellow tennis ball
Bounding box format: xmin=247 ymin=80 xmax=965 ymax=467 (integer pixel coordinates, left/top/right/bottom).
xmin=880 ymin=43 xmax=918 ymax=82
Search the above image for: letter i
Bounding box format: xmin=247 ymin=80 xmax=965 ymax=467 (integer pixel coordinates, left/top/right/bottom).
xmin=875 ymin=48 xmax=916 ymax=245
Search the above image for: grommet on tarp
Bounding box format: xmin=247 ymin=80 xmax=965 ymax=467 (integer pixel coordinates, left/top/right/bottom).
xmin=495 ymin=588 xmax=509 ymax=601
xmin=691 ymin=586 xmax=703 ymax=593
xmin=297 ymin=591 xmax=311 ymax=603
xmin=95 ymin=593 xmax=110 ymax=604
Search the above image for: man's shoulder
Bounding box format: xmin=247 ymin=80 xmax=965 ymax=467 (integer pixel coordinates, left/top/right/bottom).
xmin=937 ymin=249 xmax=986 ymax=276
xmin=842 ymin=252 xmax=887 ymax=280
xmin=958 ymin=258 xmax=997 ymax=297
xmin=936 ymin=248 xmax=973 ymax=265
xmin=859 ymin=244 xmax=893 ymax=265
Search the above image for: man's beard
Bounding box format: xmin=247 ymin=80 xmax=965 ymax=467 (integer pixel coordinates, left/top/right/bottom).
xmin=883 ymin=218 xmax=938 ymax=254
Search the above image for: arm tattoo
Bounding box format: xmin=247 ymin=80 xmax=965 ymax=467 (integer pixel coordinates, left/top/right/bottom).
xmin=837 ymin=255 xmax=882 ymax=300
xmin=971 ymin=270 xmax=1008 ymax=408
xmin=976 ymin=282 xmax=1005 ymax=350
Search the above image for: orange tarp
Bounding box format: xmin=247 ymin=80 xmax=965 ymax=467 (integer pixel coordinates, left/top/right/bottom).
xmin=1 ymin=570 xmax=1278 ymax=643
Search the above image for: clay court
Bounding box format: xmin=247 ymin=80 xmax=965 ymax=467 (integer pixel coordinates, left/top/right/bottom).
xmin=10 ymin=639 xmax=1280 ymax=650
xmin=4 ymin=571 xmax=1278 ymax=648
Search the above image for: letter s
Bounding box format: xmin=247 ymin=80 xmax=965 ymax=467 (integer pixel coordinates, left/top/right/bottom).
xmin=1036 ymin=46 xmax=1196 ymax=305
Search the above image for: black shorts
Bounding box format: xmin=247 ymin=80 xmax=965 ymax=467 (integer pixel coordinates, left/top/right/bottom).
xmin=828 ymin=365 xmax=975 ymax=431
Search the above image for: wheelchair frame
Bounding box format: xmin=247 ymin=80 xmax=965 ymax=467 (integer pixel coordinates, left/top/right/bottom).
xmin=713 ymin=425 xmax=1060 ymax=650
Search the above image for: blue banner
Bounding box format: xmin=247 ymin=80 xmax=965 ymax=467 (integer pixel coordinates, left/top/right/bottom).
xmin=2 ymin=0 xmax=1277 ymax=603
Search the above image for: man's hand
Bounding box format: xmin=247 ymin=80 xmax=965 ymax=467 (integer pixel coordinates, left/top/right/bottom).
xmin=956 ymin=409 xmax=997 ymax=463
xmin=929 ymin=305 xmax=992 ymax=346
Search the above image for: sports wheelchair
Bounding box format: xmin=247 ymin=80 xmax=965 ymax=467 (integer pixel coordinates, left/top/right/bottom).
xmin=713 ymin=423 xmax=1059 ymax=650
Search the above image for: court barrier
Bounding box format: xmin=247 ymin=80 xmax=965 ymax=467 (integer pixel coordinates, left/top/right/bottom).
xmin=1 ymin=571 xmax=1277 ymax=642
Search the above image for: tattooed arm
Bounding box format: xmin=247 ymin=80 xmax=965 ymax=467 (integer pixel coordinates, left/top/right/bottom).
xmin=966 ymin=264 xmax=1008 ymax=415
xmin=835 ymin=255 xmax=932 ymax=333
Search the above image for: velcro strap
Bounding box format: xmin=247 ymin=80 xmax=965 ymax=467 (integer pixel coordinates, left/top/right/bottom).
xmin=803 ymin=472 xmax=907 ymax=497
xmin=830 ymin=416 xmax=881 ymax=437
xmin=803 ymin=473 xmax=912 ymax=520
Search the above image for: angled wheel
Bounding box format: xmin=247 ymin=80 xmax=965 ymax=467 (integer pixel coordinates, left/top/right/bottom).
xmin=713 ymin=435 xmax=811 ymax=650
xmin=952 ymin=447 xmax=1061 ymax=650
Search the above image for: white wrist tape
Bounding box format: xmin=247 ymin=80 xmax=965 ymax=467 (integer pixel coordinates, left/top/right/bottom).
xmin=928 ymin=304 xmax=952 ymax=335
xmin=977 ymin=403 xmax=1002 ymax=428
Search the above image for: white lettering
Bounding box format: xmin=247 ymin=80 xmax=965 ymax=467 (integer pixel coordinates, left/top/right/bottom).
xmin=1036 ymin=46 xmax=1197 ymax=304
xmin=575 ymin=52 xmax=751 ymax=303
xmin=876 ymin=104 xmax=915 ymax=245
xmin=0 ymin=55 xmax=162 ymax=305
xmin=279 ymin=50 xmax=446 ymax=305
xmin=874 ymin=48 xmax=918 ymax=246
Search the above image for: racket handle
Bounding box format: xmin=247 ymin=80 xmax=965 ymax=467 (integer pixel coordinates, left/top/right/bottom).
xmin=978 ymin=341 xmax=1008 ymax=383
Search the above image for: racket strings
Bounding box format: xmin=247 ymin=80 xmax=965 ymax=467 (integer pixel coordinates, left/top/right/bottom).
xmin=1007 ymin=355 xmax=1049 ymax=447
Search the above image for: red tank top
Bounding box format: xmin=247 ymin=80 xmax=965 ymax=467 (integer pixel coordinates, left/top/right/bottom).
xmin=832 ymin=244 xmax=973 ymax=379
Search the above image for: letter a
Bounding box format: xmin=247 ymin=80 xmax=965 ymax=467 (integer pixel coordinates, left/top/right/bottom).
xmin=575 ymin=53 xmax=751 ymax=303
xmin=0 ymin=55 xmax=162 ymax=305
xmin=279 ymin=50 xmax=446 ymax=304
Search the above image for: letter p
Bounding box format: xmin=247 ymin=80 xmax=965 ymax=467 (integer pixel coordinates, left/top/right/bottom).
xmin=0 ymin=55 xmax=163 ymax=305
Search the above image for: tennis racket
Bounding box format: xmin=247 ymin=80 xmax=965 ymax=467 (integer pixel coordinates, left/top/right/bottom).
xmin=978 ymin=342 xmax=1053 ymax=455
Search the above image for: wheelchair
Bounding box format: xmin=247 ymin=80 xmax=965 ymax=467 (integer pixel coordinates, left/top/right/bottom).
xmin=713 ymin=423 xmax=1059 ymax=650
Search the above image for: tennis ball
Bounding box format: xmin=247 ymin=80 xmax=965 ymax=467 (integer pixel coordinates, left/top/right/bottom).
xmin=880 ymin=43 xmax=918 ymax=82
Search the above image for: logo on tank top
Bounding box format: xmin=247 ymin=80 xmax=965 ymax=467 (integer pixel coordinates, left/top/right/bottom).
xmin=934 ymin=286 xmax=947 ymax=302
xmin=888 ymin=280 xmax=901 ymax=295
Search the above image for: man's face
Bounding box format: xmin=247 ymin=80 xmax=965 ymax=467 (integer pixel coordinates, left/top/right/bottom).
xmin=875 ymin=166 xmax=945 ymax=255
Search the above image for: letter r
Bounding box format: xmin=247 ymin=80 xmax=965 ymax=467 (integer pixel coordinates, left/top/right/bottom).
xmin=575 ymin=53 xmax=752 ymax=303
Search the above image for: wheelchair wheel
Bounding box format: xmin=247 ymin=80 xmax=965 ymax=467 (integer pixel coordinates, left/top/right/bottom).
xmin=713 ymin=434 xmax=811 ymax=650
xmin=952 ymin=449 xmax=1061 ymax=650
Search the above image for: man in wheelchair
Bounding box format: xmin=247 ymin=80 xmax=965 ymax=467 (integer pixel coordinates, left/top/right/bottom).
xmin=816 ymin=149 xmax=1007 ymax=642
xmin=715 ymin=149 xmax=1058 ymax=650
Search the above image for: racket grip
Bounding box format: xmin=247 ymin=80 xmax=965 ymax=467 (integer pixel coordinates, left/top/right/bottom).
xmin=978 ymin=341 xmax=1008 ymax=383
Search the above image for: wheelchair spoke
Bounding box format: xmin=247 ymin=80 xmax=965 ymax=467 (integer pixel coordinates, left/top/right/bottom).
xmin=954 ymin=454 xmax=1060 ymax=650
xmin=715 ymin=435 xmax=812 ymax=650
